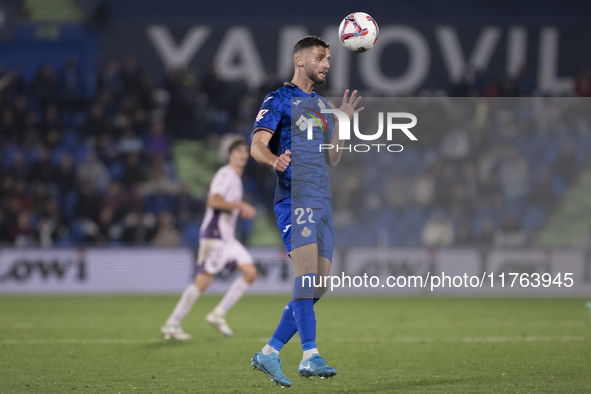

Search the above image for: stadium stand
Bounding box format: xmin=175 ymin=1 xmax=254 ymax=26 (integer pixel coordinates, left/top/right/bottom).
xmin=330 ymin=95 xmax=591 ymax=248
xmin=1 ymin=16 xmax=591 ymax=248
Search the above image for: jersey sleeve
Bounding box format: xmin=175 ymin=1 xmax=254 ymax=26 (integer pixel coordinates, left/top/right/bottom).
xmin=253 ymin=93 xmax=283 ymax=135
xmin=209 ymin=169 xmax=233 ymax=198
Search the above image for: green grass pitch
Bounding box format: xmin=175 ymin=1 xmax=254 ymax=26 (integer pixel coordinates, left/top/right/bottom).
xmin=0 ymin=296 xmax=590 ymax=393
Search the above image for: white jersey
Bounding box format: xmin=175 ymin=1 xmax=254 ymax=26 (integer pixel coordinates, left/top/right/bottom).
xmin=200 ymin=165 xmax=243 ymax=240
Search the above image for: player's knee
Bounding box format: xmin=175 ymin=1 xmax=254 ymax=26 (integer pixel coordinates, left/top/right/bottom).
xmin=195 ymin=273 xmax=213 ymax=292
xmin=292 ymin=273 xmax=316 ymax=300
xmin=313 ymin=284 xmax=328 ymax=299
xmin=315 ymin=285 xmax=328 ymax=297
xmin=195 ymin=279 xmax=210 ymax=293
xmin=242 ymin=266 xmax=258 ymax=284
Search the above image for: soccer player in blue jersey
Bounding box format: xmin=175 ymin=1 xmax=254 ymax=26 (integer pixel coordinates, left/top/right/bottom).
xmin=249 ymin=36 xmax=363 ymax=387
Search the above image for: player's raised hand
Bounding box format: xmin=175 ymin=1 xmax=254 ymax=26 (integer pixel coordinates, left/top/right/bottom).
xmin=239 ymin=202 xmax=257 ymax=219
xmin=327 ymin=89 xmax=364 ymax=120
xmin=273 ymin=149 xmax=291 ymax=172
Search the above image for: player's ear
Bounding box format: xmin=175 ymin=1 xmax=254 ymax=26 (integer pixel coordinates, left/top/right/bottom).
xmin=294 ymin=52 xmax=304 ymax=68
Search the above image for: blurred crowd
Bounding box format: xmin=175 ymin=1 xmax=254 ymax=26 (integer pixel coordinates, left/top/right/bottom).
xmin=0 ymin=57 xmax=205 ymax=247
xmin=331 ymin=97 xmax=591 ymax=248
xmin=1 ymin=56 xmax=590 ymax=248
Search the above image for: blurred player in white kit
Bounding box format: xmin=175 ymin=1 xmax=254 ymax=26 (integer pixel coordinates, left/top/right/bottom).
xmin=161 ymin=137 xmax=257 ymax=339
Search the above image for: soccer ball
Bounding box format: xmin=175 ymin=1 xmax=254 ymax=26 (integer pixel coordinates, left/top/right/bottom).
xmin=338 ymin=12 xmax=379 ymax=52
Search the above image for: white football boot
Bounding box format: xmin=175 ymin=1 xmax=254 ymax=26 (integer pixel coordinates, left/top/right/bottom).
xmin=206 ymin=312 xmax=234 ymax=337
xmin=160 ymin=324 xmax=191 ymax=340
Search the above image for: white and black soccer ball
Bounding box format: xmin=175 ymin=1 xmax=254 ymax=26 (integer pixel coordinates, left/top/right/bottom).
xmin=338 ymin=12 xmax=379 ymax=52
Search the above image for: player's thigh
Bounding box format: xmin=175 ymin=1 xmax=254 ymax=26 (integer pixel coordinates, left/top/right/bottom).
xmin=317 ymin=255 xmax=332 ymax=277
xmin=316 ymin=199 xmax=335 ymax=263
xmin=290 ymin=243 xmax=319 ymax=276
xmin=237 ymin=263 xmax=258 ymax=284
xmin=315 ymin=255 xmax=332 ymax=297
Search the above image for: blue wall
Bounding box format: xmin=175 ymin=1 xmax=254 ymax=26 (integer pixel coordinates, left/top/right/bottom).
xmin=0 ymin=24 xmax=98 ymax=96
xmin=100 ymin=21 xmax=591 ymax=94
xmin=103 ymin=0 xmax=591 ymax=22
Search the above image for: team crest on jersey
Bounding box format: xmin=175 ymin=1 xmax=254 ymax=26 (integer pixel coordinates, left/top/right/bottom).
xmin=318 ymin=99 xmax=326 ymax=109
xmin=256 ymin=109 xmax=269 ymax=122
xmin=301 ymin=227 xmax=311 ymax=237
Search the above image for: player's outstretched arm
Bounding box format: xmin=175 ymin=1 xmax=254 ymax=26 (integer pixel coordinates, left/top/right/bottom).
xmin=251 ymin=131 xmax=291 ymax=172
xmin=209 ymin=194 xmax=256 ymax=218
xmin=326 ymin=89 xmax=364 ymax=166
xmin=209 ymin=194 xmax=242 ymax=212
xmin=239 ymin=202 xmax=257 ymax=219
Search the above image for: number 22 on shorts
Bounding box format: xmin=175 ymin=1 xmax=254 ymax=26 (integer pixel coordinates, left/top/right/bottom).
xmin=295 ymin=207 xmax=315 ymax=224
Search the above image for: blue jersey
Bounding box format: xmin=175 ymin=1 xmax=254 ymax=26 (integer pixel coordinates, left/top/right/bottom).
xmin=253 ymin=82 xmax=334 ymax=204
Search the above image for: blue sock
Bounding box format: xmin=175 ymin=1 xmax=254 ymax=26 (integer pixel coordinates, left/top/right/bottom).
xmin=293 ymin=298 xmax=316 ymax=350
xmin=268 ymin=300 xmax=296 ymax=351
xmin=292 ymin=273 xmax=317 ymax=351
xmin=268 ymin=298 xmax=322 ymax=352
xmin=267 ymin=274 xmax=320 ymax=351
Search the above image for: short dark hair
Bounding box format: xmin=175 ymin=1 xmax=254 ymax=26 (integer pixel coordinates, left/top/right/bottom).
xmin=228 ymin=137 xmax=247 ymax=156
xmin=293 ymin=36 xmax=330 ymax=56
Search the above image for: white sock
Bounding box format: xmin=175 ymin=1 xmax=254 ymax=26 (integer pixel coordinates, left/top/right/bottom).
xmin=262 ymin=344 xmax=279 ymax=355
xmin=213 ymin=277 xmax=251 ymax=316
xmin=166 ymin=284 xmax=200 ymax=326
xmin=303 ymin=348 xmax=319 ymax=361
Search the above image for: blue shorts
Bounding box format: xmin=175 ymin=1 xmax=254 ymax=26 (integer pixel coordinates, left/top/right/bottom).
xmin=274 ymin=197 xmax=334 ymax=262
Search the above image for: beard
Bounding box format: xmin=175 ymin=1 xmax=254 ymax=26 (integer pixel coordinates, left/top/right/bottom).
xmin=306 ymin=66 xmax=326 ymax=85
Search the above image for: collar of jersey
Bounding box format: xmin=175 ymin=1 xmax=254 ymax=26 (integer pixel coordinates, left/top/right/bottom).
xmin=283 ymin=82 xmax=317 ymax=97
